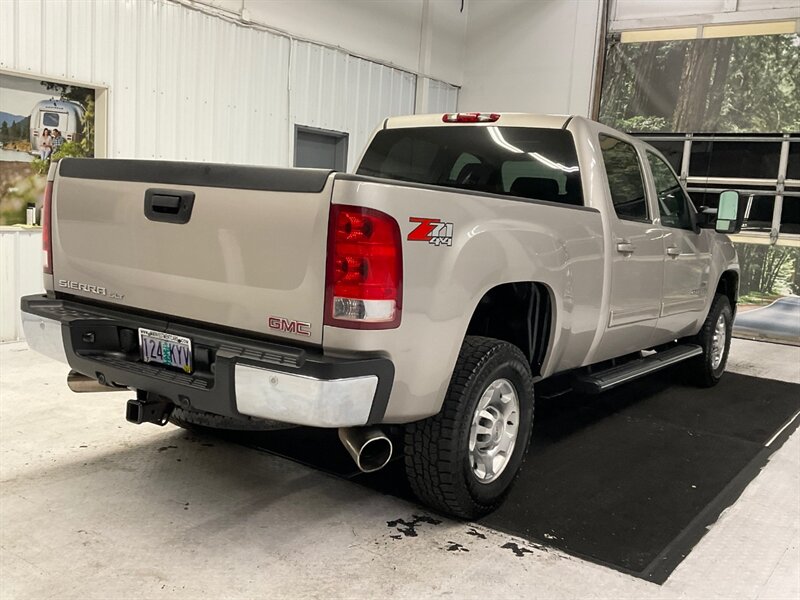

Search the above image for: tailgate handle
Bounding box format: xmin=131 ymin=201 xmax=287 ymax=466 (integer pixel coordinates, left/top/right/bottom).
xmin=144 ymin=189 xmax=195 ymax=224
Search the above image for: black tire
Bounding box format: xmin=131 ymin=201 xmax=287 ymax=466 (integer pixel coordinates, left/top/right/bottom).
xmin=404 ymin=336 xmax=535 ymax=519
xmin=686 ymin=293 xmax=733 ymax=388
xmin=169 ymin=406 xmax=295 ymax=432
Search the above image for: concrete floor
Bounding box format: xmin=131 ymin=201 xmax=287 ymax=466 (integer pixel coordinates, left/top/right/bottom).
xmin=1 ymin=338 xmax=798 ymax=599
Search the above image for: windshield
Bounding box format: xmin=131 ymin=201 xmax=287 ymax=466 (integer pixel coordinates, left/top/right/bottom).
xmin=357 ymin=126 xmax=583 ymax=206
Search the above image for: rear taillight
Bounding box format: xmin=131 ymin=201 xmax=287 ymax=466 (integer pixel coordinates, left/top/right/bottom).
xmin=42 ymin=180 xmax=53 ymax=274
xmin=442 ymin=112 xmax=500 ymax=123
xmin=325 ymin=205 xmax=402 ymax=329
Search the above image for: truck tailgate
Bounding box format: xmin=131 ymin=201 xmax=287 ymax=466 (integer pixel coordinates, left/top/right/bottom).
xmin=51 ymin=159 xmax=333 ymax=345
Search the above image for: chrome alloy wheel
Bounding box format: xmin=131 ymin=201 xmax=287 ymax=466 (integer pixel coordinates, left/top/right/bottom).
xmin=468 ymin=378 xmax=520 ymax=484
xmin=710 ymin=313 xmax=728 ymax=370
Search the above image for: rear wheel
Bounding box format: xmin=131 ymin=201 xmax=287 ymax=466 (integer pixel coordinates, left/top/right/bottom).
xmin=686 ymin=294 xmax=733 ymax=387
xmin=404 ymin=336 xmax=535 ymax=519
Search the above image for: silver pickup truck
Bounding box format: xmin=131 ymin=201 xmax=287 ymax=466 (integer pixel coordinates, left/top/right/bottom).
xmin=22 ymin=113 xmax=742 ymax=518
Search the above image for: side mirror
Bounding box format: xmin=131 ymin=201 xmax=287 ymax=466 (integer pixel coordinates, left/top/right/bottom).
xmin=715 ymin=190 xmax=745 ymax=234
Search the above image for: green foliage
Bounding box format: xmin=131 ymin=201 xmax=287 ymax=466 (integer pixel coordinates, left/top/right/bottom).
xmin=599 ymin=33 xmax=800 ymax=133
xmin=51 ymin=140 xmax=87 ymax=162
xmin=616 ymin=115 xmax=669 ymax=133
xmin=735 ymin=242 xmax=799 ymax=297
xmin=30 ymin=140 xmax=90 ymax=176
xmin=78 ymin=95 xmax=95 ymax=157
xmin=31 ymin=157 xmax=49 ymax=176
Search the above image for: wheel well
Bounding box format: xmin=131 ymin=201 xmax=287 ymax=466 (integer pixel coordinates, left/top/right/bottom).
xmin=716 ymin=271 xmax=738 ymax=309
xmin=465 ymin=282 xmax=552 ymax=376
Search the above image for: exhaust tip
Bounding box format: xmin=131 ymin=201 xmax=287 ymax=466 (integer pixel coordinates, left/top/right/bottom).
xmin=67 ymin=370 xmax=120 ymax=393
xmin=339 ymin=427 xmax=393 ymax=473
xmin=355 ymin=436 xmax=393 ymax=473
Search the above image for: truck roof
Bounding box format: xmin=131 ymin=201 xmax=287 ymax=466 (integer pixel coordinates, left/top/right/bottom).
xmin=383 ymin=113 xmax=574 ymax=130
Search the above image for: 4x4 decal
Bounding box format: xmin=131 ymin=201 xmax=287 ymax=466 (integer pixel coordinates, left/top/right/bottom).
xmin=408 ymin=217 xmax=454 ymax=247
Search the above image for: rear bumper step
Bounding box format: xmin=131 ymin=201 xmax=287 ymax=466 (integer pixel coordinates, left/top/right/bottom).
xmin=21 ymin=294 xmax=394 ymax=427
xmin=573 ymin=344 xmax=703 ymax=394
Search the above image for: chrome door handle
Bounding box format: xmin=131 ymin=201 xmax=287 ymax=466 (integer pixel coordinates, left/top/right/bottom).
xmin=666 ymin=246 xmax=681 ymax=257
xmin=616 ymin=241 xmax=636 ymax=254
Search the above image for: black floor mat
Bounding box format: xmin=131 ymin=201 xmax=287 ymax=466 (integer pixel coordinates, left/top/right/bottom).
xmin=226 ymin=370 xmax=800 ymax=583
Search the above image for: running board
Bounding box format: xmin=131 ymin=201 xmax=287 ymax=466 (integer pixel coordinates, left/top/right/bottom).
xmin=572 ymin=344 xmax=703 ymax=394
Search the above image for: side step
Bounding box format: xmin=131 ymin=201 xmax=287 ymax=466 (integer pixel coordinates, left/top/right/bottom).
xmin=573 ymin=344 xmax=703 ymax=394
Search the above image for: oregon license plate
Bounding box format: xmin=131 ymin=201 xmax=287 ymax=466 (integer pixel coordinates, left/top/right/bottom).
xmin=138 ymin=328 xmax=193 ymax=373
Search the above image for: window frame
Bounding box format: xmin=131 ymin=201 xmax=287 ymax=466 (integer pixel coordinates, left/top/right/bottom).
xmin=646 ymin=150 xmax=697 ymax=232
xmin=598 ymin=133 xmax=652 ymax=224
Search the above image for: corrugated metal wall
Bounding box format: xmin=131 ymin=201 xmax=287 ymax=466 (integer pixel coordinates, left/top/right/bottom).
xmin=290 ymin=40 xmax=417 ymax=170
xmin=0 ymin=0 xmax=458 ymax=169
xmin=0 ymin=229 xmax=44 ymax=342
xmin=424 ymin=79 xmax=461 ymax=115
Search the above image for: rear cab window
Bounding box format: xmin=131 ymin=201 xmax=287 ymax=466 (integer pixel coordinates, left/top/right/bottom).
xmin=357 ymin=126 xmax=584 ymax=207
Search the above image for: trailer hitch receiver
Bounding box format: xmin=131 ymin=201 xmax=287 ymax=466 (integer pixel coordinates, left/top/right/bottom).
xmin=126 ymin=391 xmax=174 ymax=426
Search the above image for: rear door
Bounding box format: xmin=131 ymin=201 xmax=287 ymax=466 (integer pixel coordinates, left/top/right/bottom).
xmin=596 ymin=135 xmax=665 ymax=360
xmin=51 ymin=159 xmax=334 ymax=345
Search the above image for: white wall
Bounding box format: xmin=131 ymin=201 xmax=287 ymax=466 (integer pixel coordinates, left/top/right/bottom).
xmin=194 ymin=0 xmax=468 ymax=85
xmin=0 ymin=229 xmax=44 ymax=342
xmin=458 ymin=0 xmax=602 ymax=116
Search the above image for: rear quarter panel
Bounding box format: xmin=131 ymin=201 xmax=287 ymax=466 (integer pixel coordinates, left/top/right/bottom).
xmin=325 ymin=176 xmax=606 ymax=422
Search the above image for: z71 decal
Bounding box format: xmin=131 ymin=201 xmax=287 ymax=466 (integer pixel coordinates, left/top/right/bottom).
xmin=408 ymin=217 xmax=454 ymax=247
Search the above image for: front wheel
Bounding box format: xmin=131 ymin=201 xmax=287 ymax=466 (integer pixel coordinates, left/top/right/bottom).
xmin=686 ymin=293 xmax=733 ymax=387
xmin=403 ymin=336 xmax=535 ymax=519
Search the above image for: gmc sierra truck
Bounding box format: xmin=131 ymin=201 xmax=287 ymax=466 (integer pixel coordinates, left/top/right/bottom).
xmin=22 ymin=113 xmax=743 ymax=519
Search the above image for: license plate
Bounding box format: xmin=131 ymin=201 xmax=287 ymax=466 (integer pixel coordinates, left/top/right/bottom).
xmin=138 ymin=328 xmax=193 ymax=373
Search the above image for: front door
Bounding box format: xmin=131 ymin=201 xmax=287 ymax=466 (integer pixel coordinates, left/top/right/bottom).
xmin=596 ymin=135 xmax=665 ymax=361
xmin=646 ymin=152 xmax=712 ymax=341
